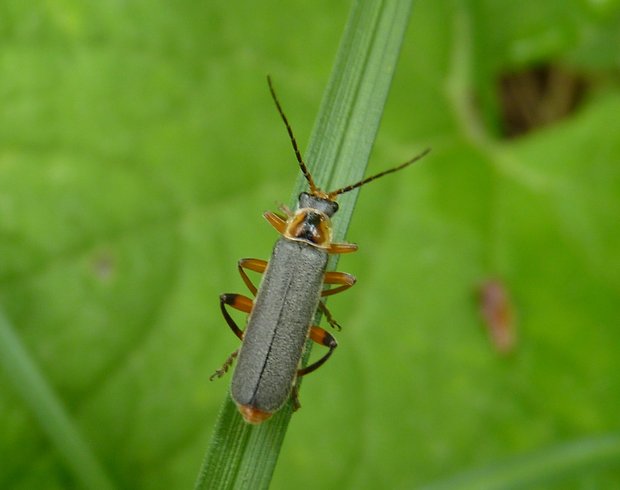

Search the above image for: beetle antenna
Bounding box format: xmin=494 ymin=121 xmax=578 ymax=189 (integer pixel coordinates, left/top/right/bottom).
xmin=327 ymin=148 xmax=431 ymax=198
xmin=267 ymin=76 xmax=319 ymax=194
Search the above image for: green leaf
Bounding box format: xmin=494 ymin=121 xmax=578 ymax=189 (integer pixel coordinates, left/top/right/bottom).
xmin=420 ymin=432 xmax=620 ymax=490
xmin=0 ymin=310 xmax=114 ymax=490
xmin=1 ymin=1 xmax=619 ymax=489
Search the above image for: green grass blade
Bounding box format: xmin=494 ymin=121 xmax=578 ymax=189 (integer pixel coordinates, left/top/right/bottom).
xmin=297 ymin=0 xmax=417 ymax=241
xmin=0 ymin=309 xmax=115 ymax=490
xmin=195 ymin=0 xmax=417 ymax=488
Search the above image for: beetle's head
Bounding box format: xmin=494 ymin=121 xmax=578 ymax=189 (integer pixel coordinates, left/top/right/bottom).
xmin=298 ymin=192 xmax=338 ymax=216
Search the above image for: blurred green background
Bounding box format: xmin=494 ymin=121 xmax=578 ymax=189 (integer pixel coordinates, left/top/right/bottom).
xmin=1 ymin=0 xmax=620 ymax=489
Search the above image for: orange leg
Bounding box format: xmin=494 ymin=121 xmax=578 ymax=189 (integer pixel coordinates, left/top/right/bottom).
xmin=291 ymin=325 xmax=338 ymax=410
xmin=326 ymin=242 xmax=358 ymax=254
xmin=263 ymin=211 xmax=287 ymax=234
xmin=214 ymin=258 xmax=268 ymax=381
xmin=322 ymin=271 xmax=356 ymax=297
xmin=212 ymin=293 xmax=253 ymax=380
xmin=304 ymin=270 xmax=355 ymax=330
xmin=221 ymin=258 xmax=268 ymax=336
xmin=298 ymin=326 xmax=337 ymax=377
xmin=238 ymin=258 xmax=268 ymax=295
xmin=219 ymin=293 xmax=253 ymax=340
xmin=316 ymin=270 xmax=357 ymax=330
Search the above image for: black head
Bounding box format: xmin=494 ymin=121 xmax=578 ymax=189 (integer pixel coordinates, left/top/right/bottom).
xmin=298 ymin=192 xmax=339 ymax=217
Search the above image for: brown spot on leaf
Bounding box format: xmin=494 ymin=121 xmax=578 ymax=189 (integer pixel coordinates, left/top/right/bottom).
xmin=90 ymin=248 xmax=116 ymax=282
xmin=478 ymin=279 xmax=517 ymax=355
xmin=498 ymin=64 xmax=589 ymax=138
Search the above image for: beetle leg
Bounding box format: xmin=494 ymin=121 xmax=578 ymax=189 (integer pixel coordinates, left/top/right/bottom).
xmin=210 ymin=349 xmax=239 ymax=380
xmin=219 ymin=293 xmax=253 ymax=340
xmin=316 ymin=271 xmax=357 ymax=330
xmin=213 ymin=293 xmax=253 ymax=380
xmin=263 ymin=211 xmax=287 ymax=234
xmin=316 ymin=301 xmax=341 ymax=331
xmin=290 ymin=326 xmax=337 ymax=411
xmin=277 ymin=203 xmax=293 ymax=217
xmin=291 ymin=382 xmax=302 ymax=411
xmin=322 ymin=271 xmax=357 ymax=297
xmin=297 ymin=326 xmax=337 ymax=377
xmin=238 ymin=258 xmax=267 ymax=295
xmin=326 ymin=242 xmax=358 ymax=254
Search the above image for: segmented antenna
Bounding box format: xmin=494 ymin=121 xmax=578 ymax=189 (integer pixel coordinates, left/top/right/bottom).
xmin=267 ymin=76 xmax=318 ymax=194
xmin=327 ymin=148 xmax=431 ymax=198
xmin=268 ymin=76 xmax=430 ymax=201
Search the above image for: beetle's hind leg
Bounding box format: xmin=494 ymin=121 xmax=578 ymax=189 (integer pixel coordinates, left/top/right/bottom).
xmin=210 ymin=349 xmax=239 ymax=380
xmin=220 ymin=293 xmax=253 ymax=340
xmin=291 ymin=382 xmax=302 ymax=411
xmin=298 ymin=326 xmax=337 ymax=377
xmin=211 ymin=293 xmax=253 ymax=380
xmin=291 ymin=326 xmax=338 ymax=410
xmin=213 ymin=258 xmax=267 ymax=381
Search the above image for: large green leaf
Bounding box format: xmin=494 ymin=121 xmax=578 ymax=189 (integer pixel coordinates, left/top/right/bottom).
xmin=1 ymin=1 xmax=619 ymax=489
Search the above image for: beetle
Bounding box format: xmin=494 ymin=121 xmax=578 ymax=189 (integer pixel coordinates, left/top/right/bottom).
xmin=211 ymin=77 xmax=429 ymax=424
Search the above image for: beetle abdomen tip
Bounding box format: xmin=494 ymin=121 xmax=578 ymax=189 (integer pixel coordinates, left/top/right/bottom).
xmin=238 ymin=404 xmax=272 ymax=425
